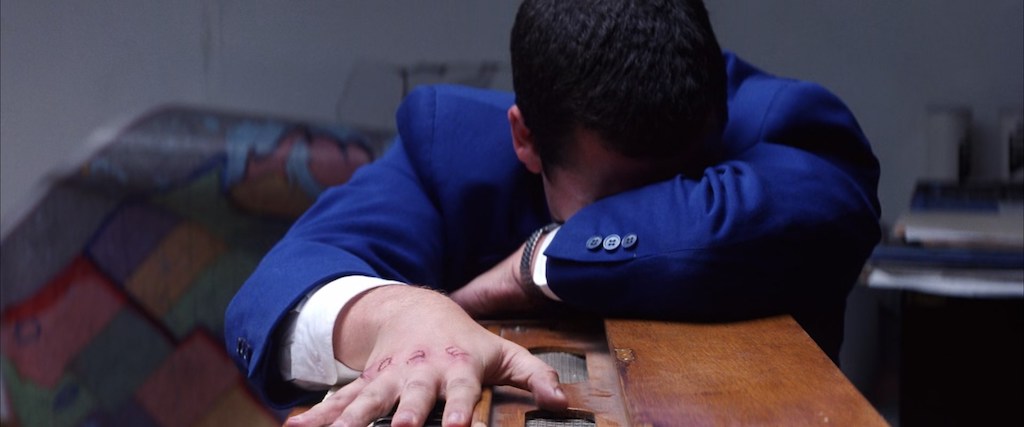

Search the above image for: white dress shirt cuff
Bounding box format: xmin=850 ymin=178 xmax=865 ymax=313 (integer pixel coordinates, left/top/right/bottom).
xmin=532 ymin=227 xmax=562 ymax=301
xmin=279 ymin=275 xmax=400 ymax=389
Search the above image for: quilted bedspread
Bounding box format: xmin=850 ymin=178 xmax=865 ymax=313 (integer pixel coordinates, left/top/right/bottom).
xmin=0 ymin=105 xmax=384 ymax=427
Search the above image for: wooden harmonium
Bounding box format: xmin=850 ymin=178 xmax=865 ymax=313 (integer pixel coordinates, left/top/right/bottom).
xmin=475 ymin=316 xmax=887 ymax=426
xmin=312 ymin=316 xmax=888 ymax=426
xmin=475 ymin=318 xmax=629 ymax=427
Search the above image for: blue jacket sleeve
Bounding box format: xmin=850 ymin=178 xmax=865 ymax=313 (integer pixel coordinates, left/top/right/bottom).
xmin=223 ymin=134 xmax=446 ymax=407
xmin=544 ymin=79 xmax=881 ymax=323
xmin=224 ymin=84 xmax=526 ymax=408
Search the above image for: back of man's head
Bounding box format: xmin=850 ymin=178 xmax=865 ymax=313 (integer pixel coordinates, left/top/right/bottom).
xmin=510 ymin=0 xmax=727 ymax=174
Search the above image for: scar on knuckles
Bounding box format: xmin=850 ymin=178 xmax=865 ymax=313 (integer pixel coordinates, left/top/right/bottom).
xmin=406 ymin=350 xmax=427 ymax=364
xmin=377 ymin=356 xmax=393 ymax=372
xmin=445 ymin=346 xmax=470 ymax=360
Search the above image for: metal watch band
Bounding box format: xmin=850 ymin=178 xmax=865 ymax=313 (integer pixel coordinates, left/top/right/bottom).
xmin=519 ymin=223 xmax=560 ymax=297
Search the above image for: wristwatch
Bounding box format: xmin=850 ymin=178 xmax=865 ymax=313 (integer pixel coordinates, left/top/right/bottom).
xmin=519 ymin=223 xmax=559 ymax=298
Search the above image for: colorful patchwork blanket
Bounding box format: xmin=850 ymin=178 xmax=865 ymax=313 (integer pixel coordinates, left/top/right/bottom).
xmin=0 ymin=106 xmax=384 ymax=427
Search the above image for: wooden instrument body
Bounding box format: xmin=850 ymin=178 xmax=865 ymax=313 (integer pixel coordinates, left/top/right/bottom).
xmin=291 ymin=316 xmax=887 ymax=426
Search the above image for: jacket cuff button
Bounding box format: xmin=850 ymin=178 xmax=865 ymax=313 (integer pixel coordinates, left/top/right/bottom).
xmin=602 ymin=234 xmax=621 ymax=251
xmin=622 ymin=233 xmax=638 ymax=249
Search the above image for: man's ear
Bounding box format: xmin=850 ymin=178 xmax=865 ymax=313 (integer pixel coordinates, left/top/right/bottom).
xmin=508 ymin=105 xmax=543 ymax=174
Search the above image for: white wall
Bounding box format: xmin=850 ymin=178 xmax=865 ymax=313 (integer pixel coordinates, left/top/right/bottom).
xmin=708 ymin=0 xmax=1024 ymax=225
xmin=0 ymin=0 xmax=520 ymax=227
xmin=2 ymin=0 xmax=1023 ymax=227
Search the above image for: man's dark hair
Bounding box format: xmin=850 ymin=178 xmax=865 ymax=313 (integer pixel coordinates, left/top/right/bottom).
xmin=511 ymin=0 xmax=727 ymax=173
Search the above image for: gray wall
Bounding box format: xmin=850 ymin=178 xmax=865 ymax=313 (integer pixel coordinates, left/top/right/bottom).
xmin=2 ymin=1 xmax=1023 ymax=228
xmin=710 ymin=1 xmax=1024 ymax=225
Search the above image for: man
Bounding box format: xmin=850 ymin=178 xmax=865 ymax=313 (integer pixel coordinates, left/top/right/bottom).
xmin=226 ymin=0 xmax=881 ymax=426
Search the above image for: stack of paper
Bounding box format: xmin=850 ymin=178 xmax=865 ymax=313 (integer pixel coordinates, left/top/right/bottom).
xmin=868 ymin=181 xmax=1023 ymax=297
xmin=894 ymin=208 xmax=1023 ymax=249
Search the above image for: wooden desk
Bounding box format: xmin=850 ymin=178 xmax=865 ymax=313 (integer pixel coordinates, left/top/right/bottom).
xmin=293 ymin=316 xmax=887 ymax=426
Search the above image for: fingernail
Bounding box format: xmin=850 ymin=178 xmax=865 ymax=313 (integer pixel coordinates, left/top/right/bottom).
xmin=446 ymin=411 xmax=467 ymax=425
xmin=553 ymin=385 xmax=566 ymax=399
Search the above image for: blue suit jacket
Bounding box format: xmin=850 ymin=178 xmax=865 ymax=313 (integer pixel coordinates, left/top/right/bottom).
xmin=225 ymin=52 xmax=881 ymax=407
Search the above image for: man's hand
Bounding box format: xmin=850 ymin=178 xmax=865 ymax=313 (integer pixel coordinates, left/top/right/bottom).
xmin=450 ymin=244 xmax=549 ymax=318
xmin=284 ymin=285 xmax=567 ymax=427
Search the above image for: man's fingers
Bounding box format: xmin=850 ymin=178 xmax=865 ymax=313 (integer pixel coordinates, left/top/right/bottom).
xmin=284 ymin=381 xmax=365 ymax=427
xmin=284 ymin=402 xmax=341 ymax=427
xmin=527 ymin=365 xmax=567 ymax=410
xmin=390 ymin=376 xmax=440 ymax=427
xmin=441 ymin=372 xmax=483 ymax=427
xmin=331 ymin=379 xmax=401 ymax=427
xmin=496 ymin=343 xmax=568 ymax=411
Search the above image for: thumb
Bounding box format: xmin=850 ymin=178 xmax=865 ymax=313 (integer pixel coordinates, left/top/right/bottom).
xmin=495 ymin=343 xmax=569 ymax=411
